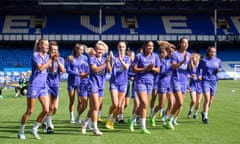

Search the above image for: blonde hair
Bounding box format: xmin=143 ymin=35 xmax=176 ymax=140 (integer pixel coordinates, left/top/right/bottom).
xmin=33 ymin=40 xmax=39 ymax=52
xmin=95 ymin=40 xmax=109 ymax=54
xmin=191 ymin=52 xmax=201 ymax=65
xmin=33 ymin=38 xmax=48 ymax=52
xmin=156 ymin=40 xmax=170 ymax=49
xmin=72 ymin=43 xmax=87 ymax=56
xmin=85 ymin=47 xmax=96 ymax=57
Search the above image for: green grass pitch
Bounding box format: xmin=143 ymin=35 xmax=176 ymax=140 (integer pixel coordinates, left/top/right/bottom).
xmin=0 ymin=80 xmax=239 ymax=144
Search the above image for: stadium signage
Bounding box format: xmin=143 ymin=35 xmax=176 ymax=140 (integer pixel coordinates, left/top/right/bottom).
xmin=1 ymin=15 xmax=240 ymax=35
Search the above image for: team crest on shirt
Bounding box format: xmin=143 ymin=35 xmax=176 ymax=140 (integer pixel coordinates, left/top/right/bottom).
xmin=97 ymin=70 xmax=105 ymax=75
xmin=179 ymin=63 xmax=188 ymax=70
xmin=116 ymin=66 xmax=124 ymax=72
xmin=31 ymin=90 xmax=37 ymax=96
xmin=214 ymin=62 xmax=219 ymax=67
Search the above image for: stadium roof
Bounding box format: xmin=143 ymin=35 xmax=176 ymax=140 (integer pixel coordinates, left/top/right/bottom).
xmin=0 ymin=0 xmax=239 ymax=14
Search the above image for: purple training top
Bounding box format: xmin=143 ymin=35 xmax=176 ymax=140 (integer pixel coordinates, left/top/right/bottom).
xmin=88 ymin=56 xmax=107 ymax=90
xmin=110 ymin=55 xmax=131 ymax=85
xmin=47 ymin=57 xmax=65 ymax=87
xmin=79 ymin=60 xmax=90 ymax=85
xmin=66 ymin=55 xmax=88 ymax=86
xmin=198 ymin=57 xmax=222 ymax=81
xmin=171 ymin=51 xmax=191 ymax=83
xmin=158 ymin=57 xmax=172 ymax=86
xmin=28 ymin=52 xmax=50 ymax=87
xmin=132 ymin=52 xmax=160 ymax=83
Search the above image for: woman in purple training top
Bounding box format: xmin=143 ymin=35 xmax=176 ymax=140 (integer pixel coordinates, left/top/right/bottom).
xmin=79 ymin=47 xmax=96 ymax=131
xmin=66 ymin=43 xmax=88 ymax=123
xmin=127 ymin=50 xmax=140 ymax=127
xmin=43 ymin=41 xmax=65 ymax=134
xmin=75 ymin=48 xmax=91 ymax=125
xmin=130 ymin=40 xmax=160 ymax=134
xmin=81 ymin=41 xmax=112 ymax=136
xmin=166 ymin=37 xmax=191 ymax=130
xmin=187 ymin=52 xmax=202 ymax=119
xmin=150 ymin=41 xmax=174 ymax=128
xmin=198 ymin=46 xmax=222 ymax=124
xmin=105 ymin=41 xmax=130 ymax=129
xmin=18 ymin=39 xmax=52 ymax=140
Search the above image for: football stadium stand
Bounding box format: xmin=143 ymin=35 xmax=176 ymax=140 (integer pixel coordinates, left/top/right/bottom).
xmin=0 ymin=0 xmax=239 ymax=80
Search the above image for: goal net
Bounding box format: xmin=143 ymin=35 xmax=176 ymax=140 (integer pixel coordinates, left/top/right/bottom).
xmin=234 ymin=64 xmax=240 ymax=80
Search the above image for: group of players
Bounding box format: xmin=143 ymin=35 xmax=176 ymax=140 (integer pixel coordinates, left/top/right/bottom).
xmin=17 ymin=37 xmax=222 ymax=139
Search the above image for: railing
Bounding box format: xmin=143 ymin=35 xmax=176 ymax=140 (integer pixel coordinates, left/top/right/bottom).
xmin=0 ymin=34 xmax=239 ymax=42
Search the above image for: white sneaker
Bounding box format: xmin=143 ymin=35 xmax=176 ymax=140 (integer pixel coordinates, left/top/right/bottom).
xmin=166 ymin=120 xmax=175 ymax=130
xmin=93 ymin=129 xmax=103 ymax=136
xmin=49 ymin=123 xmax=54 ymax=129
xmin=15 ymin=93 xmax=18 ymax=97
xmin=30 ymin=128 xmax=41 ymax=139
xmin=18 ymin=132 xmax=26 ymax=139
xmin=172 ymin=121 xmax=179 ymax=126
xmin=70 ymin=119 xmax=75 ymax=124
xmin=81 ymin=121 xmax=88 ymax=135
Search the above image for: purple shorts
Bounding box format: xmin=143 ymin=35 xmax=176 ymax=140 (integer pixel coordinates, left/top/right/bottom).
xmin=67 ymin=84 xmax=78 ymax=91
xmin=202 ymin=80 xmax=217 ymax=96
xmin=158 ymin=86 xmax=172 ymax=94
xmin=48 ymin=86 xmax=59 ymax=98
xmin=189 ymin=80 xmax=202 ymax=94
xmin=78 ymin=84 xmax=88 ymax=97
xmin=27 ymin=86 xmax=49 ymax=98
xmin=171 ymin=79 xmax=188 ymax=94
xmin=110 ymin=83 xmax=128 ymax=93
xmin=135 ymin=79 xmax=153 ymax=96
xmin=88 ymin=86 xmax=104 ymax=97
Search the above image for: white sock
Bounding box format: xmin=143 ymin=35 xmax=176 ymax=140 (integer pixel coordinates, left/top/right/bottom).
xmin=151 ymin=112 xmax=156 ymax=118
xmin=98 ymin=111 xmax=102 ymax=117
xmin=140 ymin=118 xmax=146 ymax=129
xmin=194 ymin=109 xmax=198 ymax=115
xmin=88 ymin=119 xmax=92 ymax=127
xmin=162 ymin=115 xmax=166 ymax=121
xmin=119 ymin=114 xmax=124 ymax=120
xmin=32 ymin=122 xmax=41 ymax=130
xmin=83 ymin=118 xmax=89 ymax=127
xmin=108 ymin=114 xmax=113 ymax=119
xmin=203 ymin=112 xmax=208 ymax=119
xmin=70 ymin=112 xmax=74 ymax=120
xmin=165 ymin=115 xmax=169 ymax=120
xmin=150 ymin=108 xmax=154 ymax=116
xmin=159 ymin=108 xmax=163 ymax=113
xmin=131 ymin=113 xmax=136 ymax=121
xmin=173 ymin=116 xmax=178 ymax=123
xmin=112 ymin=118 xmax=116 ymax=123
xmin=93 ymin=122 xmax=98 ymax=130
xmin=169 ymin=115 xmax=174 ymax=122
xmin=46 ymin=116 xmax=53 ymax=128
xmin=19 ymin=125 xmax=25 ymax=133
xmin=189 ymin=106 xmax=193 ymax=112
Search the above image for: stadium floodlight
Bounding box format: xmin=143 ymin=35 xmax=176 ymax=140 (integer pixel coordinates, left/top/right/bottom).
xmin=234 ymin=64 xmax=240 ymax=80
xmin=38 ymin=0 xmax=125 ymax=5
